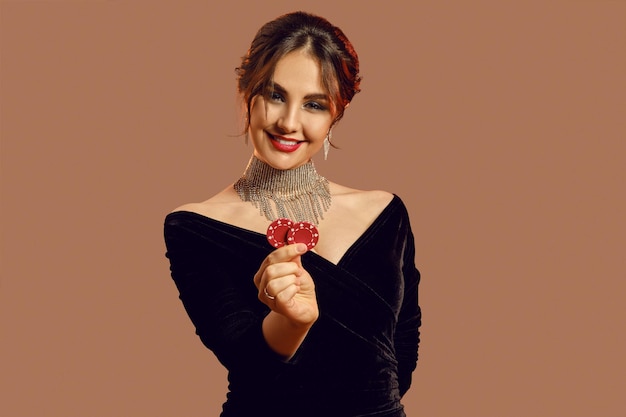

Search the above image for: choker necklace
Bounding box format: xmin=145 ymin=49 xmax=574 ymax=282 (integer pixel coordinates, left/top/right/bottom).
xmin=234 ymin=156 xmax=331 ymax=225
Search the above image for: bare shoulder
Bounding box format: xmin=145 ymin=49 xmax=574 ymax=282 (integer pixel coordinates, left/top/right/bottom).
xmin=169 ymin=185 xmax=269 ymax=233
xmin=170 ymin=185 xmax=243 ymax=220
xmin=324 ymin=183 xmax=395 ymax=228
xmin=329 ymin=183 xmax=395 ymax=213
xmin=313 ymin=185 xmax=395 ymax=263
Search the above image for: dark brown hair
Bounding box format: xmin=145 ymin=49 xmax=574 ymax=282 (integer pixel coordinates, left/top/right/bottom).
xmin=236 ymin=11 xmax=361 ymax=130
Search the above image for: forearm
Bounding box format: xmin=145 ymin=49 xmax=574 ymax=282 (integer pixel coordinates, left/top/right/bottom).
xmin=262 ymin=311 xmax=314 ymax=360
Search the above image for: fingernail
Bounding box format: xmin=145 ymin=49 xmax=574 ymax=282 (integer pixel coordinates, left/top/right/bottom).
xmin=296 ymin=243 xmax=307 ymax=253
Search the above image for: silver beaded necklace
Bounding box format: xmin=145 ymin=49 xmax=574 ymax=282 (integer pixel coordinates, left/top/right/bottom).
xmin=234 ymin=155 xmax=331 ymax=225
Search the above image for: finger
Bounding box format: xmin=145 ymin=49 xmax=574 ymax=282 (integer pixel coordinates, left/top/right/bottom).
xmin=254 ymin=260 xmax=302 ymax=290
xmin=254 ymin=243 xmax=307 ymax=287
xmin=265 ymin=243 xmax=308 ymax=265
xmin=262 ymin=275 xmax=300 ymax=301
xmin=291 ymin=254 xmax=303 ymax=269
xmin=264 ymin=262 xmax=302 ymax=281
xmin=274 ymin=283 xmax=300 ymax=306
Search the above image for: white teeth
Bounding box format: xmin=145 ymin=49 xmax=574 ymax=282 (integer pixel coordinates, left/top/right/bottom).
xmin=276 ymin=138 xmax=299 ymax=145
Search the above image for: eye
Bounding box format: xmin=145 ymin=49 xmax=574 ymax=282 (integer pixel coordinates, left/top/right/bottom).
xmin=305 ymin=101 xmax=327 ymax=111
xmin=269 ymin=92 xmax=284 ymax=102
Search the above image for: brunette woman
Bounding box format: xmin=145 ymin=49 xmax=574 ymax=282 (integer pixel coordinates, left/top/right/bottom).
xmin=164 ymin=11 xmax=421 ymax=417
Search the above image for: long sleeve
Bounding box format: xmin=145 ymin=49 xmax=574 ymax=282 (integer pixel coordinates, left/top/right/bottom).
xmin=394 ymin=213 xmax=421 ymax=397
xmin=163 ymin=199 xmax=420 ymax=417
xmin=164 ymin=214 xmax=294 ymax=382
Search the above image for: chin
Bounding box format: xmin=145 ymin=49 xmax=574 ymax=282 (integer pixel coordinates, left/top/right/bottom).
xmin=254 ymin=147 xmax=309 ymax=168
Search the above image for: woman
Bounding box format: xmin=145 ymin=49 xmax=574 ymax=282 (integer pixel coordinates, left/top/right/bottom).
xmin=164 ymin=11 xmax=421 ymax=417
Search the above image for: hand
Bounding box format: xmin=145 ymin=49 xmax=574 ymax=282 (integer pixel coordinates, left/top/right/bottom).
xmin=254 ymin=243 xmax=319 ymax=327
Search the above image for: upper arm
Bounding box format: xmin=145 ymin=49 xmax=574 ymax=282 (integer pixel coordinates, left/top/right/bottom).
xmin=394 ymin=205 xmax=422 ymax=396
xmin=164 ymin=217 xmax=292 ymax=377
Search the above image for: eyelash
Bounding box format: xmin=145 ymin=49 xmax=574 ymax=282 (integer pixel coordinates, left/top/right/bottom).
xmin=306 ymin=102 xmax=326 ymax=111
xmin=269 ymin=92 xmax=327 ymax=111
xmin=270 ymin=92 xmax=285 ymax=102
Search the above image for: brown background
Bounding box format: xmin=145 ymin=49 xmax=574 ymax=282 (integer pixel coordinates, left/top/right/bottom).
xmin=1 ymin=1 xmax=624 ymax=416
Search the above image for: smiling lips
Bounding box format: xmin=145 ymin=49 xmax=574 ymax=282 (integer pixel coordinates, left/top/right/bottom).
xmin=268 ymin=133 xmax=303 ymax=153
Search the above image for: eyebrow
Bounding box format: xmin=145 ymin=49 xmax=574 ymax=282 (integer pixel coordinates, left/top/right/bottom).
xmin=272 ymin=82 xmax=329 ymax=101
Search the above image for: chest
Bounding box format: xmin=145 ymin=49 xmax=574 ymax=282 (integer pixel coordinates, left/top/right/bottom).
xmin=228 ymin=203 xmax=384 ymax=266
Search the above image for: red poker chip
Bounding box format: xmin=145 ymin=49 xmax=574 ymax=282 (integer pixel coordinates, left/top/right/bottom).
xmin=287 ymin=221 xmax=319 ymax=250
xmin=266 ymin=218 xmax=293 ymax=248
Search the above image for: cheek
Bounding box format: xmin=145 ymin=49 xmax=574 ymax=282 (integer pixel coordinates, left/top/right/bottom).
xmin=249 ymin=97 xmax=269 ymax=128
xmin=307 ymin=117 xmax=333 ymax=138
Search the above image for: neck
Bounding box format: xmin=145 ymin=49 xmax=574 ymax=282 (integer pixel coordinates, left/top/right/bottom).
xmin=233 ymin=155 xmax=331 ymax=224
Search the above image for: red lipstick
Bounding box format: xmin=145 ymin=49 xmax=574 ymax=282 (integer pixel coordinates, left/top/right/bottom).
xmin=268 ymin=133 xmax=303 ymax=153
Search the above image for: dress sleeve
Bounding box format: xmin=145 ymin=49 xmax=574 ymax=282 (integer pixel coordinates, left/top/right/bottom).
xmin=163 ymin=215 xmax=294 ymax=380
xmin=394 ymin=214 xmax=422 ymax=397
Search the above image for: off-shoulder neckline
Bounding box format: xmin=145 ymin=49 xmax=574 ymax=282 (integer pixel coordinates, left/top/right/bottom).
xmin=166 ymin=194 xmax=402 ymax=267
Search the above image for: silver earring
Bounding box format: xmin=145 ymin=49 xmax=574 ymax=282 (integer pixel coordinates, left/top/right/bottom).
xmin=323 ymin=131 xmax=332 ymax=160
xmin=244 ymin=115 xmax=250 ymax=145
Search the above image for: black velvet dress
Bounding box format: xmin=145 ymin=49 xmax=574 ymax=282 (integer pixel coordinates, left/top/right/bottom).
xmin=164 ymin=195 xmax=421 ymax=417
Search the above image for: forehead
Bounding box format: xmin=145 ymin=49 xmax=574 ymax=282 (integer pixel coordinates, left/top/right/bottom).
xmin=272 ymin=50 xmax=326 ymax=94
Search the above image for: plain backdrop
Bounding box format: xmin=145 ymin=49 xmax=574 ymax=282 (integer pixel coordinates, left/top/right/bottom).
xmin=1 ymin=1 xmax=625 ymax=416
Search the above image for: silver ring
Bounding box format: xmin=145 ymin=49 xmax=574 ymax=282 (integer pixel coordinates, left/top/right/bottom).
xmin=263 ymin=286 xmax=276 ymax=300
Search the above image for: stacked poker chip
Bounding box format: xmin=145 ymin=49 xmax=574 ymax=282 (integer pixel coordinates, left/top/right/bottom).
xmin=266 ymin=218 xmax=319 ymax=250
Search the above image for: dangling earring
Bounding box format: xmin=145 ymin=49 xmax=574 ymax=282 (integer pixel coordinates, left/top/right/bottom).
xmin=244 ymin=114 xmax=249 ymax=145
xmin=323 ymin=130 xmax=332 ymax=160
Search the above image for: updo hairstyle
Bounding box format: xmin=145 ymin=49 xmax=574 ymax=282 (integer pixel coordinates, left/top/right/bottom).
xmin=236 ymin=11 xmax=361 ymax=130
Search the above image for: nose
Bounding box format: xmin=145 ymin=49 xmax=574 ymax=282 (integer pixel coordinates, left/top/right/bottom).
xmin=276 ymin=104 xmax=300 ymax=133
